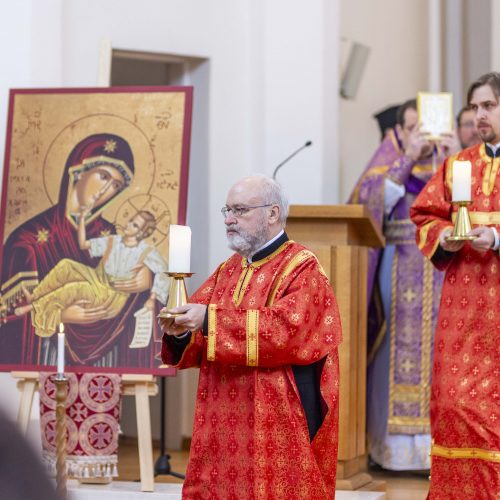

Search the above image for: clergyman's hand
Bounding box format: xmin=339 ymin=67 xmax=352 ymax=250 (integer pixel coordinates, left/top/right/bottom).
xmin=113 ymin=265 xmax=152 ymax=294
xmin=158 ymin=303 xmax=207 ymax=337
xmin=439 ymin=130 xmax=462 ymax=156
xmin=469 ymin=226 xmax=495 ymax=253
xmin=439 ymin=227 xmax=465 ymax=253
xmin=405 ymin=124 xmax=432 ymax=161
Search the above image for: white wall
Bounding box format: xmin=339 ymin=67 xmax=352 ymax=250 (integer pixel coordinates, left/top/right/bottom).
xmin=339 ymin=0 xmax=429 ymax=202
xmin=0 ymin=0 xmax=63 ymax=444
xmin=493 ymin=0 xmax=500 ymax=70
xmin=464 ymin=0 xmax=491 ymax=89
xmin=0 ymin=0 xmax=63 ymax=196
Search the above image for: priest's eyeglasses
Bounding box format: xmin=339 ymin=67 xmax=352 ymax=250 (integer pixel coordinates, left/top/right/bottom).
xmin=221 ymin=204 xmax=272 ymax=218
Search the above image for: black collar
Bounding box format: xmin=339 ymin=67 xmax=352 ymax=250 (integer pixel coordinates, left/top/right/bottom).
xmin=485 ymin=144 xmax=499 ymax=158
xmin=251 ymin=231 xmax=289 ymax=262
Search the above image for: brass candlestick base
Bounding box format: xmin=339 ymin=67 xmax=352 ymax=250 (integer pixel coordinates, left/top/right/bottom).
xmin=158 ymin=272 xmax=193 ymax=318
xmin=446 ymin=201 xmax=477 ymax=241
xmin=54 ymin=375 xmax=68 ymax=499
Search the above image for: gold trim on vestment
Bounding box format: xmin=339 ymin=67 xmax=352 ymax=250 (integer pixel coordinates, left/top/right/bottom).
xmin=388 ymin=251 xmax=398 ymax=425
xmin=390 ymin=390 xmax=421 ymax=402
xmin=431 ymin=443 xmax=500 ymax=463
xmin=350 ymin=165 xmax=388 ymax=203
xmin=251 ymin=240 xmax=294 ymax=268
xmin=357 ymin=164 xmax=435 ymax=187
xmin=232 ymin=241 xmax=294 ymax=307
xmin=387 ymin=251 xmax=432 ymax=434
xmin=266 ymin=249 xmax=316 ymax=307
xmin=451 ymin=211 xmax=500 ymax=225
xmin=352 ymin=164 xmax=431 ymax=202
xmin=478 ymin=142 xmax=488 ymax=162
xmin=246 ymin=309 xmax=259 ymax=367
xmin=418 ymin=220 xmax=444 ymax=256
xmin=232 ymin=266 xmax=254 ymax=307
xmin=420 ymin=259 xmax=433 ymax=419
xmin=388 ymin=129 xmax=401 ymax=152
xmin=387 ymin=416 xmax=430 ymax=434
xmin=207 ymin=304 xmax=217 ymax=362
xmin=478 ymin=143 xmax=500 ymax=196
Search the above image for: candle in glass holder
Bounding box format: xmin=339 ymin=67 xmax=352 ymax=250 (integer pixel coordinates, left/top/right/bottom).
xmin=168 ymin=225 xmax=191 ymax=273
xmin=452 ymin=160 xmax=472 ymax=202
xmin=57 ymin=323 xmax=65 ymax=375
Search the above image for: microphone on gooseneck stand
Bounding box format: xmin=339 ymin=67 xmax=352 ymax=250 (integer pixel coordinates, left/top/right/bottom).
xmin=272 ymin=141 xmax=313 ymax=180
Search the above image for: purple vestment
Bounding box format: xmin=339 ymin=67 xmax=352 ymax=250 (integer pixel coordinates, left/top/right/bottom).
xmin=349 ymin=129 xmax=444 ymax=469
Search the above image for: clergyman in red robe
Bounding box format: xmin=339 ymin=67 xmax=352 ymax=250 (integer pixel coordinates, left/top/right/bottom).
xmin=160 ymin=175 xmax=342 ymax=499
xmin=410 ymin=72 xmax=500 ymax=499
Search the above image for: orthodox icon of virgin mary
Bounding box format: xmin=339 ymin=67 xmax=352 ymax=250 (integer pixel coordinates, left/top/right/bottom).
xmin=0 ymin=87 xmax=192 ymax=374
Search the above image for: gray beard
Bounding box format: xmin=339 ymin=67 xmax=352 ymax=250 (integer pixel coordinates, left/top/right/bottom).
xmin=226 ymin=224 xmax=269 ymax=259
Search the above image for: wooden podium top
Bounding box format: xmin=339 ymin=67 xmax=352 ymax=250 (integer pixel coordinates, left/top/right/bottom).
xmin=287 ymin=204 xmax=385 ymax=248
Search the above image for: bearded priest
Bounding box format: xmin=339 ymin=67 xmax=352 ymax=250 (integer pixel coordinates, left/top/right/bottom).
xmin=159 ymin=175 xmax=342 ymax=499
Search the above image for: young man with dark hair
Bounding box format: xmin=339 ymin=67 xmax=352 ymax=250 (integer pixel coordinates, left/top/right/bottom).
xmin=411 ymin=72 xmax=500 ymax=498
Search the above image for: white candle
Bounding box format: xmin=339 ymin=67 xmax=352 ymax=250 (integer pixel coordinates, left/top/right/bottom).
xmin=57 ymin=323 xmax=65 ymax=375
xmin=452 ymin=160 xmax=472 ymax=202
xmin=168 ymin=225 xmax=191 ymax=273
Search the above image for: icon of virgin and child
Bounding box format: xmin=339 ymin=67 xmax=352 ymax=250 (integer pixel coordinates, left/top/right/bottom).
xmin=0 ymin=133 xmax=170 ymax=370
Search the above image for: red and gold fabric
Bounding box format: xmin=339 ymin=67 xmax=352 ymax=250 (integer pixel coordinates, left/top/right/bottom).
xmin=39 ymin=372 xmax=122 ymax=480
xmin=162 ymin=240 xmax=342 ymax=499
xmin=410 ymin=143 xmax=500 ymax=499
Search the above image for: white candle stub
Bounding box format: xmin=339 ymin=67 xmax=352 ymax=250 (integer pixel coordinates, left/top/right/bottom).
xmin=57 ymin=322 xmax=65 ymax=375
xmin=452 ymin=160 xmax=472 ymax=202
xmin=168 ymin=225 xmax=191 ymax=273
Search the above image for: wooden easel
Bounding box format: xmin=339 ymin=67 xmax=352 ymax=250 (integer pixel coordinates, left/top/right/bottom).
xmin=12 ymin=371 xmax=159 ymax=492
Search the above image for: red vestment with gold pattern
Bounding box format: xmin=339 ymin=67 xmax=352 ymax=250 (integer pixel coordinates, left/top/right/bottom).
xmin=410 ymin=143 xmax=500 ymax=499
xmin=162 ymin=240 xmax=342 ymax=499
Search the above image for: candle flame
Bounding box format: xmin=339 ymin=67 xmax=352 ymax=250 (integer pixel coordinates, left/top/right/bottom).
xmin=59 ymin=323 xmax=64 ymax=334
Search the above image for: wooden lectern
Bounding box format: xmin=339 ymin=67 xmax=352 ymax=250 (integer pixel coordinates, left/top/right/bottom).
xmin=286 ymin=204 xmax=384 ymax=491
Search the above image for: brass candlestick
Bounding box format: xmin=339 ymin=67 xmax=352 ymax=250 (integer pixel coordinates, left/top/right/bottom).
xmin=446 ymin=201 xmax=477 ymax=241
xmin=54 ymin=375 xmax=68 ymax=499
xmin=158 ymin=272 xmax=193 ymax=318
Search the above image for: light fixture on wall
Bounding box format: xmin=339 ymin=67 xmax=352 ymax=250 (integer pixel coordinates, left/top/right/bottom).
xmin=340 ymin=41 xmax=370 ymax=100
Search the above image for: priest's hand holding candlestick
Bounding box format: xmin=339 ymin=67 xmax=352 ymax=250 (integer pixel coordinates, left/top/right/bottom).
xmin=468 ymin=226 xmax=497 ymax=252
xmin=441 ymin=217 xmax=497 ymax=253
xmin=439 ymin=227 xmax=465 ymax=252
xmin=158 ymin=224 xmax=197 ymax=333
xmin=440 ymin=160 xmax=497 ymax=252
xmin=159 ymin=303 xmax=207 ymax=337
xmin=441 ymin=160 xmax=473 ymax=250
